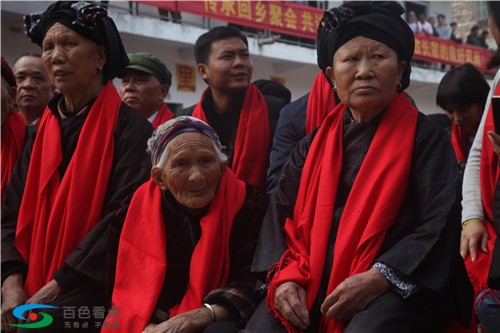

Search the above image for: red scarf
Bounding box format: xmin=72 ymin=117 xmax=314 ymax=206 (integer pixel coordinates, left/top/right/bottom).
xmin=15 ymin=82 xmax=120 ymax=297
xmin=104 ymin=169 xmax=246 ymax=332
xmin=1 ymin=111 xmax=26 ymax=198
xmin=465 ymin=84 xmax=500 ymax=298
xmin=151 ymin=103 xmax=174 ymax=129
xmin=451 ymin=123 xmax=468 ymax=164
xmin=267 ymin=93 xmax=418 ymax=333
xmin=305 ymin=72 xmax=336 ymax=134
xmin=192 ymin=83 xmax=270 ymax=188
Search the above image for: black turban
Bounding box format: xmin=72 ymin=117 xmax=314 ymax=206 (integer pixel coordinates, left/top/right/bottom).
xmin=24 ymin=1 xmax=128 ymax=83
xmin=316 ymin=1 xmax=414 ymax=90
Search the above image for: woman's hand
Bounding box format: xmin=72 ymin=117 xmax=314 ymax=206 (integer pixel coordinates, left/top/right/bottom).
xmin=1 ymin=273 xmax=27 ymax=333
xmin=147 ymin=308 xmax=213 ymax=333
xmin=273 ymin=281 xmax=310 ymax=330
xmin=487 ymin=131 xmax=500 ymax=156
xmin=460 ymin=219 xmax=489 ymax=261
xmin=26 ymin=279 xmax=62 ymax=305
xmin=320 ymin=268 xmax=390 ymax=320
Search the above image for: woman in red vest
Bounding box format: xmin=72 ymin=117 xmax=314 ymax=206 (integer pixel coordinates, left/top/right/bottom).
xmin=103 ymin=116 xmax=267 ymax=333
xmin=245 ymin=2 xmax=473 ymax=333
xmin=1 ymin=2 xmax=153 ymax=332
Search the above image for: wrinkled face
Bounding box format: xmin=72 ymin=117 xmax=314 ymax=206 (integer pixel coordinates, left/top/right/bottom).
xmin=1 ymin=77 xmax=16 ymax=125
xmin=444 ymin=103 xmax=483 ymax=136
xmin=153 ymin=132 xmax=224 ymax=209
xmin=198 ymin=37 xmax=253 ymax=94
xmin=327 ymin=36 xmax=405 ymax=116
xmin=41 ymin=23 xmax=106 ymax=96
xmin=13 ymin=56 xmax=53 ymax=115
xmin=119 ymin=70 xmax=168 ymax=118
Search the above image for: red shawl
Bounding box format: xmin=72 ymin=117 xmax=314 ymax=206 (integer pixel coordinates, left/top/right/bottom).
xmin=1 ymin=111 xmax=26 ymax=198
xmin=465 ymin=84 xmax=500 ymax=297
xmin=192 ymin=83 xmax=270 ymax=188
xmin=104 ymin=169 xmax=246 ymax=332
xmin=15 ymin=82 xmax=120 ymax=297
xmin=151 ymin=103 xmax=174 ymax=130
xmin=451 ymin=123 xmax=468 ymax=164
xmin=305 ymin=72 xmax=336 ymax=135
xmin=267 ymin=92 xmax=418 ymax=333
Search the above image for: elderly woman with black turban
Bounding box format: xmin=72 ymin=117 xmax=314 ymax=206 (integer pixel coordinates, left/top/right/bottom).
xmin=1 ymin=2 xmax=153 ymax=332
xmin=102 ymin=116 xmax=268 ymax=333
xmin=244 ymin=2 xmax=473 ymax=333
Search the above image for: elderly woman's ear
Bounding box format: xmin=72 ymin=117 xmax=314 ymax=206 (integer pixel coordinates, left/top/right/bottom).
xmin=97 ymin=46 xmax=106 ymax=73
xmin=397 ymin=61 xmax=407 ymax=87
xmin=151 ymin=166 xmax=167 ymax=190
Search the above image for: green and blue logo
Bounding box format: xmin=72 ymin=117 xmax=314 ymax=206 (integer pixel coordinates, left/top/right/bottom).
xmin=9 ymin=304 xmax=58 ymax=328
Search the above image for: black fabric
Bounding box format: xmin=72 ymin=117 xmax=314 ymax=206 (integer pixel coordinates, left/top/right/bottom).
xmin=1 ymin=95 xmax=153 ymax=291
xmin=487 ymin=175 xmax=500 ymax=289
xmin=176 ymin=89 xmax=283 ymax=169
xmin=25 ymin=1 xmax=128 ymax=83
xmin=250 ymin=112 xmax=473 ymax=326
xmin=202 ymin=321 xmax=240 ymax=333
xmin=316 ymin=1 xmax=414 ymax=90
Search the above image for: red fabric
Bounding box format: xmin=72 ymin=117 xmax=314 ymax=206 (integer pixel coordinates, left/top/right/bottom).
xmin=267 ymin=93 xmax=418 ymax=333
xmin=465 ymin=84 xmax=500 ymax=299
xmin=305 ymin=72 xmax=336 ymax=134
xmin=104 ymin=169 xmax=246 ymax=332
xmin=1 ymin=111 xmax=26 ymax=198
xmin=151 ymin=103 xmax=174 ymax=129
xmin=451 ymin=123 xmax=468 ymax=164
xmin=15 ymin=82 xmax=120 ymax=297
xmin=192 ymin=83 xmax=270 ymax=188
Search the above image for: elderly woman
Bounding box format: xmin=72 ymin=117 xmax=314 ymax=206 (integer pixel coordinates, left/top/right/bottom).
xmin=1 ymin=57 xmax=26 ymax=199
xmin=245 ymin=2 xmax=473 ymax=333
xmin=1 ymin=2 xmax=152 ymax=332
xmin=436 ymin=63 xmax=489 ymax=171
xmin=103 ymin=116 xmax=267 ymax=333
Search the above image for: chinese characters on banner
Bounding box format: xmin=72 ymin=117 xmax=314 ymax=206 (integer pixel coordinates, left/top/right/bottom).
xmin=139 ymin=1 xmax=494 ymax=73
xmin=176 ymin=64 xmax=196 ymax=92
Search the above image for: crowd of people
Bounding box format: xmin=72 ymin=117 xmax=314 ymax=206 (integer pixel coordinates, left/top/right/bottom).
xmin=407 ymin=10 xmax=491 ymax=49
xmin=1 ymin=1 xmax=500 ymax=333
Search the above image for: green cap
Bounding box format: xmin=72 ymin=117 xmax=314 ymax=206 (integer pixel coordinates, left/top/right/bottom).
xmin=123 ymin=52 xmax=172 ymax=86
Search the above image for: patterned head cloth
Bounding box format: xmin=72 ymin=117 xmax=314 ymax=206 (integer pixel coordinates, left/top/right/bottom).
xmin=147 ymin=116 xmax=224 ymax=167
xmin=24 ymin=1 xmax=128 ymax=83
xmin=316 ymin=1 xmax=414 ymax=90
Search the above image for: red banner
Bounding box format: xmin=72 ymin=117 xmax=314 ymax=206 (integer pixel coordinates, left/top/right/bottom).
xmin=139 ymin=1 xmax=494 ymax=72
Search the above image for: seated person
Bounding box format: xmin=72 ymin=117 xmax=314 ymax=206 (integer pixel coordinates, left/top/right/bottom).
xmin=103 ymin=116 xmax=268 ymax=333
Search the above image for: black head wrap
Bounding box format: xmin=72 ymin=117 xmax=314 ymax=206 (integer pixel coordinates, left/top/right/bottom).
xmin=24 ymin=1 xmax=128 ymax=83
xmin=316 ymin=1 xmax=414 ymax=90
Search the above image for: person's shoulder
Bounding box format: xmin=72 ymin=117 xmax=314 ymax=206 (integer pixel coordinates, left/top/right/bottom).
xmin=175 ymin=104 xmax=196 ymax=117
xmin=117 ymin=102 xmax=154 ymax=136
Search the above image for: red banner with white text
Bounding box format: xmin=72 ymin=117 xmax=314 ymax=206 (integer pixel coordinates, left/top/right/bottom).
xmin=139 ymin=1 xmax=494 ymax=72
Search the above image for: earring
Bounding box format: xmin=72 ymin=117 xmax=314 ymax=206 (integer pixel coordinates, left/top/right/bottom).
xmin=396 ymin=82 xmax=403 ymax=92
xmin=333 ymin=84 xmax=337 ymax=92
xmin=97 ymin=66 xmax=103 ymax=73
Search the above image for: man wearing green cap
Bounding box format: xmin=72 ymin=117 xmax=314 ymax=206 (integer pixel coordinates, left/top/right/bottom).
xmin=119 ymin=52 xmax=174 ymax=129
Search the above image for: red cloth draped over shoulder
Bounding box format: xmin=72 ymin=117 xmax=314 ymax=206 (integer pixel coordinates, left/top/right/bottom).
xmin=305 ymin=71 xmax=336 ymax=135
xmin=1 ymin=111 xmax=26 ymax=198
xmin=192 ymin=83 xmax=270 ymax=189
xmin=151 ymin=103 xmax=174 ymax=129
xmin=451 ymin=123 xmax=467 ymax=164
xmin=267 ymin=92 xmax=418 ymax=333
xmin=15 ymin=82 xmax=120 ymax=297
xmin=464 ymin=84 xmax=500 ymax=298
xmin=104 ymin=169 xmax=246 ymax=332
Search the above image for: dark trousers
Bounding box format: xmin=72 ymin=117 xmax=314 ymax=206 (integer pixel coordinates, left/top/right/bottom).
xmin=203 ymin=321 xmax=240 ymax=333
xmin=18 ymin=284 xmax=106 ymax=333
xmin=243 ymin=289 xmax=452 ymax=333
